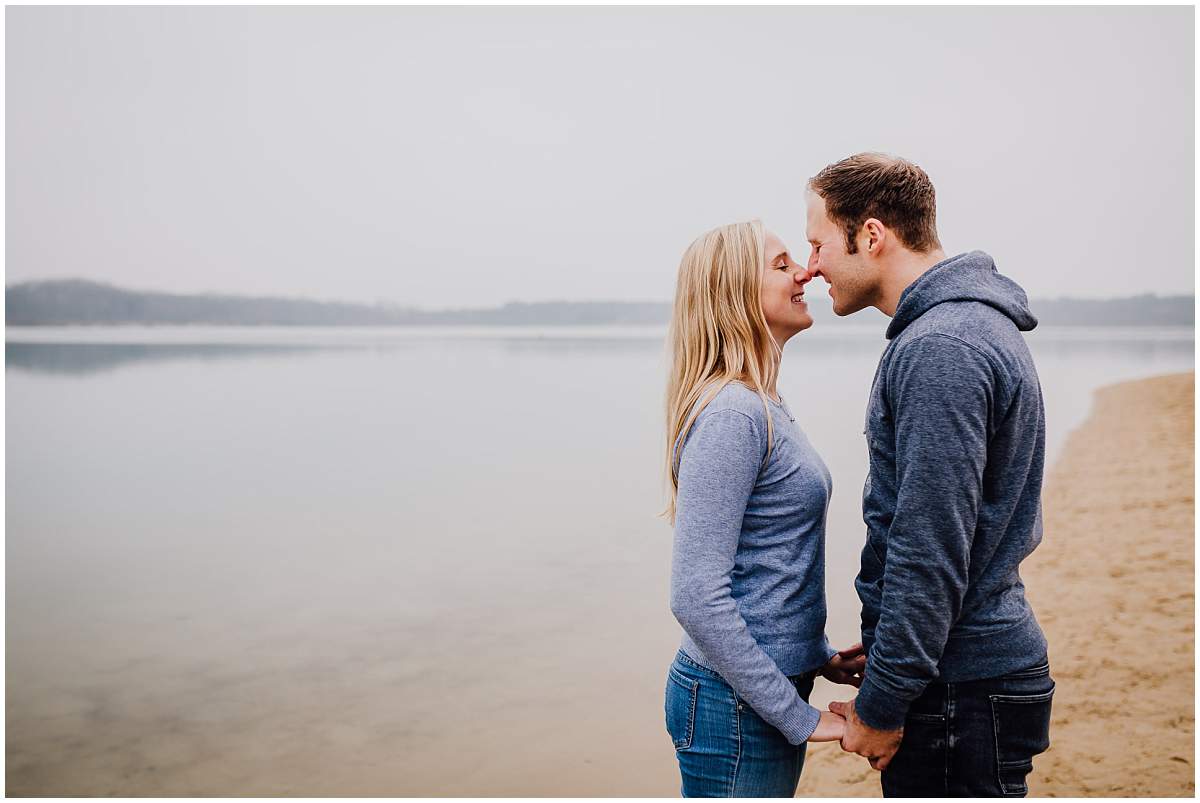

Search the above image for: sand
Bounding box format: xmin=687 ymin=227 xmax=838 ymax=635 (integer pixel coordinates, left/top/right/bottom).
xmin=798 ymin=371 xmax=1196 ymax=798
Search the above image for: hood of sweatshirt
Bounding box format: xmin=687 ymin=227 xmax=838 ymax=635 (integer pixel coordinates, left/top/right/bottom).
xmin=886 ymin=250 xmax=1038 ymax=340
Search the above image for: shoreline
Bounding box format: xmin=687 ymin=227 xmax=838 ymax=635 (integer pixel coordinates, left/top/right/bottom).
xmin=798 ymin=371 xmax=1196 ymax=797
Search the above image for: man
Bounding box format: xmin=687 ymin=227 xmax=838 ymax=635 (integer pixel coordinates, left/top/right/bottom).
xmin=804 ymin=153 xmax=1054 ymax=797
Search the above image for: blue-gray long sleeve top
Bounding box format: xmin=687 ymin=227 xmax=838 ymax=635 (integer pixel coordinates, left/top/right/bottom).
xmin=670 ymin=382 xmax=836 ymax=745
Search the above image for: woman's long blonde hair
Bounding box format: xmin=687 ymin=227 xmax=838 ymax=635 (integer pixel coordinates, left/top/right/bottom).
xmin=663 ymin=219 xmax=781 ymax=523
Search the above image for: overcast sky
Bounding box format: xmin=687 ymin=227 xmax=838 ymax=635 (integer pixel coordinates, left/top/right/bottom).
xmin=7 ymin=6 xmax=1194 ymax=308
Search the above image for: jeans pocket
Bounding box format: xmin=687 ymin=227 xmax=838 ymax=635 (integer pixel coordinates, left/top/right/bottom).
xmin=665 ymin=666 xmax=700 ymax=751
xmin=883 ymin=712 xmax=948 ymax=796
xmin=989 ymin=686 xmax=1054 ymax=796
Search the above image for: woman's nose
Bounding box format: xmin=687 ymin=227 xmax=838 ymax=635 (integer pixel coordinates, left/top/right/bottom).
xmin=794 ymin=267 xmax=813 ymax=286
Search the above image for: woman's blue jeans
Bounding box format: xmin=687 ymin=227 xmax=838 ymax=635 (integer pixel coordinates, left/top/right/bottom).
xmin=665 ymin=650 xmax=816 ymax=797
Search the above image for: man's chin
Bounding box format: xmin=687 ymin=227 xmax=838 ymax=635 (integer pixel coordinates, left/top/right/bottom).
xmin=832 ymin=297 xmax=866 ymax=317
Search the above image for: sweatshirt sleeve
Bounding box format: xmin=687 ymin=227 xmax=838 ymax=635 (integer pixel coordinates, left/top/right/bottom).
xmin=853 ymin=334 xmax=993 ymax=731
xmin=669 ymin=408 xmax=821 ymax=745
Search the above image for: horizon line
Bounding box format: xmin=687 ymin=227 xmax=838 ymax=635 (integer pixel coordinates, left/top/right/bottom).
xmin=4 ymin=276 xmax=1195 ymax=312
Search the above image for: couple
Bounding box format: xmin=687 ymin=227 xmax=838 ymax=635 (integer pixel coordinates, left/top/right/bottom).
xmin=663 ymin=153 xmax=1054 ymax=798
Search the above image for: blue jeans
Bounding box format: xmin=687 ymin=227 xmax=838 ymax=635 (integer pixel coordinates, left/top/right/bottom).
xmin=881 ymin=660 xmax=1055 ymax=797
xmin=665 ymin=650 xmax=816 ymax=797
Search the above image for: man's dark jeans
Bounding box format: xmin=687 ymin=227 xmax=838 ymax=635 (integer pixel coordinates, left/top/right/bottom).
xmin=881 ymin=661 xmax=1055 ymax=797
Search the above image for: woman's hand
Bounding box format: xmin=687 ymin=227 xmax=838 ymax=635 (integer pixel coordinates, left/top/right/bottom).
xmin=807 ymin=709 xmax=847 ymax=742
xmin=819 ymin=642 xmax=867 ymax=687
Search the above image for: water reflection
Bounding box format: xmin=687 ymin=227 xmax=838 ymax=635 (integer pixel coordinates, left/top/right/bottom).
xmin=5 ymin=342 xmax=343 ymax=376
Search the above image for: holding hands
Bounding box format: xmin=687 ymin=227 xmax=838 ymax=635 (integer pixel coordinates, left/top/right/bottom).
xmin=807 ymin=709 xmax=847 ymax=742
xmin=810 ymin=643 xmax=905 ymax=773
xmin=820 ymin=642 xmax=867 ymax=687
xmin=807 ymin=642 xmax=867 ymax=743
xmin=829 ymin=698 xmax=903 ymax=771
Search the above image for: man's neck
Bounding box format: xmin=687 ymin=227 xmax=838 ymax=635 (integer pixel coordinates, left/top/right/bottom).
xmin=877 ymin=248 xmax=948 ymax=317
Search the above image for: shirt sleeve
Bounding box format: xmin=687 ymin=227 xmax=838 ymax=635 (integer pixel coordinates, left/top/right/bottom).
xmin=669 ymin=408 xmax=822 ymax=744
xmin=854 ymin=334 xmax=993 ymax=730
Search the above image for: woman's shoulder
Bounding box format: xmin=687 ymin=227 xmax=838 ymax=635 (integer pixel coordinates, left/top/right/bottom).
xmin=678 ymin=386 xmax=768 ymax=461
xmin=695 ymin=382 xmax=770 ymax=428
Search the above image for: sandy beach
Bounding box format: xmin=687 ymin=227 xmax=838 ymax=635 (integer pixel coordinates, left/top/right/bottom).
xmin=798 ymin=371 xmax=1196 ymax=798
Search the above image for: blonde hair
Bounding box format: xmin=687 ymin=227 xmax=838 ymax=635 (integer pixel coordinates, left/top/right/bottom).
xmin=663 ymin=219 xmax=781 ymax=524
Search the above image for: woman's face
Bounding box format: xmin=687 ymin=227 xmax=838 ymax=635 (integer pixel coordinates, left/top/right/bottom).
xmin=761 ymin=229 xmax=814 ymax=345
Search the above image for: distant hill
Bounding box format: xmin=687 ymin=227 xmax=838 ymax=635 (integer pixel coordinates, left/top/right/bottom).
xmin=4 ymin=279 xmax=1194 ymax=327
xmin=4 ymin=280 xmax=670 ymax=327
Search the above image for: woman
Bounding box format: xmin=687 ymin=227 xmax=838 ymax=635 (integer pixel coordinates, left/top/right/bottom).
xmin=664 ymin=220 xmax=863 ymax=797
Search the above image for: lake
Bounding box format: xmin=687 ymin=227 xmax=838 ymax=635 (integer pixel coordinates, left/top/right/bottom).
xmin=6 ymin=324 xmax=1193 ymax=795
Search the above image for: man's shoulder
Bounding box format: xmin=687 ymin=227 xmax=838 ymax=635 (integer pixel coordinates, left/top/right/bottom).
xmin=892 ymin=302 xmax=1031 ymax=369
xmin=885 ymin=304 xmax=1039 ymax=402
xmin=898 ymin=300 xmax=1016 ymax=343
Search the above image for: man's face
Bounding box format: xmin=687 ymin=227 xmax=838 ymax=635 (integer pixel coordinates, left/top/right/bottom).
xmin=805 ymin=191 xmax=877 ymax=316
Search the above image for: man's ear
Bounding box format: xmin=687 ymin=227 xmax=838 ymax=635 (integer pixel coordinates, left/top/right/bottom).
xmin=862 ymin=219 xmax=886 ymax=255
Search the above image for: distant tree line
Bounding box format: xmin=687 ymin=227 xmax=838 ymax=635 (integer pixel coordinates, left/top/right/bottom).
xmin=5 ymin=279 xmax=1194 ymax=327
xmin=1023 ymin=295 xmax=1194 ymax=327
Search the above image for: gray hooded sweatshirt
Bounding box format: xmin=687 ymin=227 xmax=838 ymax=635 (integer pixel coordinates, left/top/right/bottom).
xmin=853 ymin=250 xmax=1049 ymax=731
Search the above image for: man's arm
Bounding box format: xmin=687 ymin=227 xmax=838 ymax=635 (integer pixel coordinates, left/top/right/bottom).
xmin=853 ymin=333 xmax=994 ymax=731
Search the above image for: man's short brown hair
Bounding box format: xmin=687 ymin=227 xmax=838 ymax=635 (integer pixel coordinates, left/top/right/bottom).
xmin=808 ymin=153 xmax=942 ymax=254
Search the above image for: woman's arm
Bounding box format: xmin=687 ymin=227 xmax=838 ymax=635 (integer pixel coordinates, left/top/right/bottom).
xmin=669 ymin=408 xmax=825 ymax=745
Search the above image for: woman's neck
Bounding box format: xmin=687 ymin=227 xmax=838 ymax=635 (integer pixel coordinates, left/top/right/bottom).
xmin=736 ymin=367 xmax=781 ymax=402
xmin=766 ymin=351 xmax=781 ymax=400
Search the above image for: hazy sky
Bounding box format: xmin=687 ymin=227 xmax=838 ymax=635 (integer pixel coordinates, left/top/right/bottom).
xmin=7 ymin=6 xmax=1194 ymax=307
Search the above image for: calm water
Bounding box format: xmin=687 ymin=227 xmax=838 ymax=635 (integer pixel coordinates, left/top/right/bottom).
xmin=6 ymin=324 xmax=1193 ymax=795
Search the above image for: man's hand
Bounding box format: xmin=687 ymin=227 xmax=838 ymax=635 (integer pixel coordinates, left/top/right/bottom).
xmin=829 ymin=698 xmax=903 ymax=772
xmin=819 ymin=643 xmax=867 ymax=687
